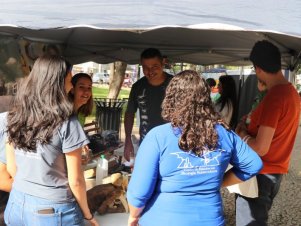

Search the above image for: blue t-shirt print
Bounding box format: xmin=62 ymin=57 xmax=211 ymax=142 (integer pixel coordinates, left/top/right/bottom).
xmin=171 ymin=149 xmax=226 ymax=176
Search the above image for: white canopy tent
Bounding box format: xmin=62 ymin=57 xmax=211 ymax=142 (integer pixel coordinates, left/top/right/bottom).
xmin=0 ymin=0 xmax=300 ymax=68
xmin=0 ymin=0 xmax=300 ymax=116
xmin=2 ymin=24 xmax=301 ymax=68
xmin=0 ymin=1 xmax=300 ymax=224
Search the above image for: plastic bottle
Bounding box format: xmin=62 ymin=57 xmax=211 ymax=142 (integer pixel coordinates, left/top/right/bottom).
xmin=124 ymin=135 xmax=137 ymax=168
xmin=96 ymin=155 xmax=109 ymax=185
xmin=95 ymin=155 xmax=104 ymax=185
xmin=131 ymin=134 xmax=139 ymax=155
xmin=101 ymin=155 xmax=109 ymax=183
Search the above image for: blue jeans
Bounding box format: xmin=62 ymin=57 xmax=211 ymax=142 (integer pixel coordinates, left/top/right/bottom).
xmin=4 ymin=188 xmax=85 ymax=226
xmin=235 ymin=174 xmax=283 ymax=226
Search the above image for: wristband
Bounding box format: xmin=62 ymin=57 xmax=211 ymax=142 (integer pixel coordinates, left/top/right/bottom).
xmin=84 ymin=213 xmax=94 ymax=220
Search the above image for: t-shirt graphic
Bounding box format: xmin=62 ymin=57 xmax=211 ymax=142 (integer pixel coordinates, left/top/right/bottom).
xmin=137 ymin=88 xmax=148 ymax=141
xmin=126 ymin=74 xmax=173 ymax=143
xmin=171 ymin=149 xmax=225 ymax=176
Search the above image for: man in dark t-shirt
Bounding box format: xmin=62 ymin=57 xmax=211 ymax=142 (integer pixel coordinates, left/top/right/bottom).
xmin=124 ymin=48 xmax=172 ymax=161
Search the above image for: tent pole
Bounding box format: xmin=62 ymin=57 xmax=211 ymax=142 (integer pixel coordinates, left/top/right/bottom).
xmin=236 ymin=66 xmax=244 ymax=126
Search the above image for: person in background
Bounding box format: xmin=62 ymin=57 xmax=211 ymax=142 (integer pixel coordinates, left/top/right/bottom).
xmin=5 ymin=55 xmax=98 ymax=226
xmin=235 ymin=40 xmax=300 ymax=226
xmin=245 ymin=79 xmax=267 ymax=125
xmin=68 ymin=72 xmax=94 ymax=165
xmin=0 ymin=111 xmax=12 ymax=193
xmin=69 ymin=72 xmax=93 ymax=127
xmin=226 ymin=79 xmax=267 ymax=199
xmin=127 ymin=70 xmax=262 ymax=226
xmin=214 ymin=75 xmax=238 ymax=129
xmin=124 ymin=48 xmax=173 ymax=161
xmin=0 ymin=112 xmax=12 ymax=226
xmin=298 ymin=91 xmax=301 ymax=126
xmin=206 ymin=78 xmax=220 ymax=102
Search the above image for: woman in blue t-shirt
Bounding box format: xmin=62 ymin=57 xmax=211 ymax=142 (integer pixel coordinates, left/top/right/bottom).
xmin=127 ymin=70 xmax=262 ymax=226
xmin=5 ymin=56 xmax=98 ymax=226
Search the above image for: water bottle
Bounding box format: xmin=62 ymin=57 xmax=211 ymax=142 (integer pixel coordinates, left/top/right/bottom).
xmin=123 ymin=135 xmax=137 ymax=168
xmin=95 ymin=155 xmax=108 ymax=185
xmin=96 ymin=155 xmax=103 ymax=185
xmin=131 ymin=134 xmax=139 ymax=155
xmin=101 ymin=155 xmax=108 ymax=182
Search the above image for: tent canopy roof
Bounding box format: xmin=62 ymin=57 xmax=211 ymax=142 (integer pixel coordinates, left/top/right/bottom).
xmin=1 ymin=1 xmax=301 ymax=67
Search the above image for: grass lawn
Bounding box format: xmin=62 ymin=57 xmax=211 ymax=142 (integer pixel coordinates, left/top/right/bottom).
xmin=92 ymin=85 xmax=130 ymax=99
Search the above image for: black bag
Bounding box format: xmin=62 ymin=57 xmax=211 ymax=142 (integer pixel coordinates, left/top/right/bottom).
xmin=87 ymin=130 xmax=119 ymax=155
xmin=87 ymin=134 xmax=106 ymax=155
xmin=101 ymin=130 xmax=119 ymax=147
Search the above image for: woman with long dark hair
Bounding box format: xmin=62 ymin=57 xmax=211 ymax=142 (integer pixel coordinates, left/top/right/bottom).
xmin=215 ymin=75 xmax=238 ymax=128
xmin=69 ymin=72 xmax=93 ymax=164
xmin=5 ymin=55 xmax=98 ymax=226
xmin=69 ymin=73 xmax=93 ymax=126
xmin=127 ymin=70 xmax=262 ymax=226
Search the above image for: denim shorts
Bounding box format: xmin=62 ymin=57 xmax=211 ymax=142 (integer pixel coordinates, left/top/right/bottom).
xmin=5 ymin=188 xmax=85 ymax=226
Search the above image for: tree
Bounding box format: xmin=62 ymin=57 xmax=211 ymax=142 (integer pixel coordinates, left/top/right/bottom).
xmin=107 ymin=61 xmax=127 ymax=99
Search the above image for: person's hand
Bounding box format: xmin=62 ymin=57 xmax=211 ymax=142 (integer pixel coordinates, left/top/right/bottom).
xmin=87 ymin=217 xmax=99 ymax=226
xmin=235 ymin=122 xmax=248 ymax=138
xmin=124 ymin=137 xmax=134 ymax=161
xmin=128 ymin=215 xmax=139 ymax=226
xmin=235 ymin=121 xmax=247 ymax=137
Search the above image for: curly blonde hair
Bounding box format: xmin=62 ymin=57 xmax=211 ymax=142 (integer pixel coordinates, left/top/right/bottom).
xmin=162 ymin=70 xmax=223 ymax=155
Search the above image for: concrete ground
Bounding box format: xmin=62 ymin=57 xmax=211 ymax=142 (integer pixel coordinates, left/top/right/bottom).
xmin=118 ymin=124 xmax=301 ymax=226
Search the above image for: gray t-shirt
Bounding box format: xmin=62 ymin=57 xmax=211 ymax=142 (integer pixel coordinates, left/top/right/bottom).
xmin=0 ymin=112 xmax=7 ymax=164
xmin=126 ymin=74 xmax=173 ymax=142
xmin=13 ymin=115 xmax=89 ymax=202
